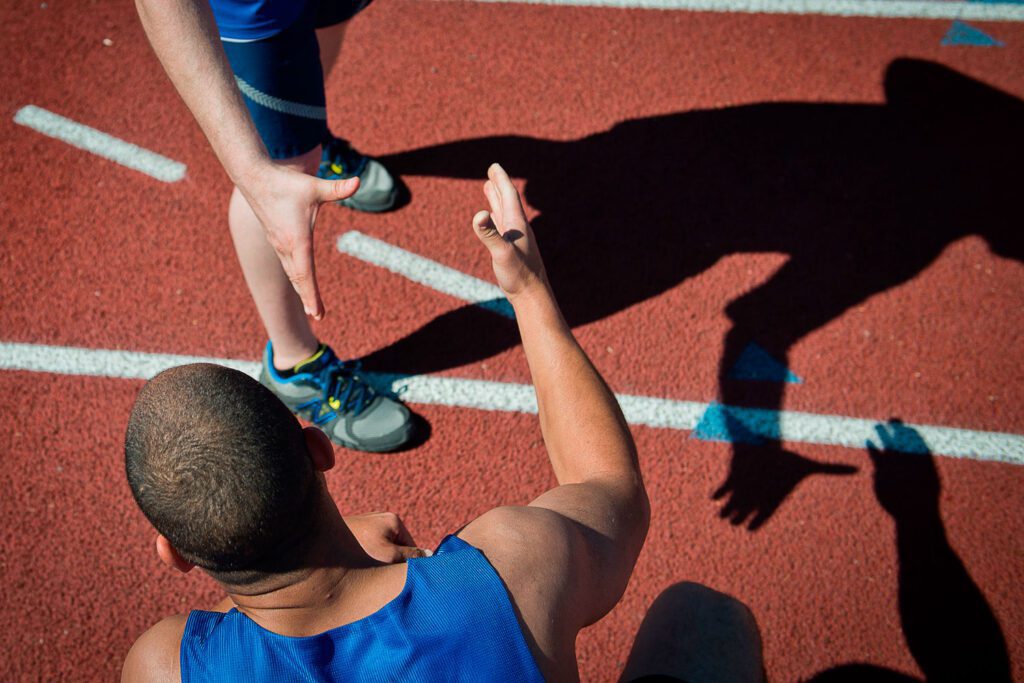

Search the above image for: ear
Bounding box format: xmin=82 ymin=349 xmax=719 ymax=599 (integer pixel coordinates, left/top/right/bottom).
xmin=156 ymin=535 xmax=195 ymax=574
xmin=303 ymin=426 xmax=336 ymax=473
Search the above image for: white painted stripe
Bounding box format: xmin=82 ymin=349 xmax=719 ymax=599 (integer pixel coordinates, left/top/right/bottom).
xmin=2 ymin=341 xmax=1022 ymax=465
xmin=13 ymin=106 xmax=187 ymax=183
xmin=0 ymin=342 xmax=259 ymax=381
xmin=446 ymin=0 xmax=1024 ymax=21
xmin=338 ymin=231 xmax=516 ymax=318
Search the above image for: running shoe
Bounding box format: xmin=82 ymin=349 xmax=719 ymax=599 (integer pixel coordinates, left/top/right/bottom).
xmin=318 ymin=136 xmax=398 ymax=213
xmin=259 ymin=342 xmax=413 ymax=452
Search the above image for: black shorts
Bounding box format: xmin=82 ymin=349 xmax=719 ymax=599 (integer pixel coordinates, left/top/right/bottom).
xmin=221 ymin=0 xmax=374 ymax=159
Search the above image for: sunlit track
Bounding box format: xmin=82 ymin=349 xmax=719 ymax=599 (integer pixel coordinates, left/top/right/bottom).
xmin=444 ymin=0 xmax=1024 ymax=21
xmin=3 ymin=341 xmax=1022 ymax=464
xmin=12 ymin=105 xmax=186 ymax=182
xmin=337 ymin=231 xmax=515 ymax=318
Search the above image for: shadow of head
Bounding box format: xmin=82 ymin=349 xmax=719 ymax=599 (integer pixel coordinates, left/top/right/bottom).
xmin=620 ymin=582 xmax=764 ymax=683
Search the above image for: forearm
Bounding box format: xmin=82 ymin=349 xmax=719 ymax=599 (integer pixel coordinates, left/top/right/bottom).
xmin=512 ymin=286 xmax=639 ymax=489
xmin=135 ymin=0 xmax=269 ymax=185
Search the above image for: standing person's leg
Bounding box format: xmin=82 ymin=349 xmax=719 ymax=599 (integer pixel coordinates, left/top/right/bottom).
xmin=221 ymin=7 xmax=330 ymax=370
xmin=311 ymin=1 xmax=399 ymax=212
xmin=228 ymin=149 xmax=321 ymax=370
xmin=220 ymin=5 xmax=413 ymax=452
xmin=316 ymin=21 xmax=347 ymax=76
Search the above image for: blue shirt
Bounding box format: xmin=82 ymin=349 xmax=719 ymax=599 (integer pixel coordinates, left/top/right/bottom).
xmin=180 ymin=536 xmax=546 ymax=682
xmin=208 ymin=0 xmax=306 ymax=41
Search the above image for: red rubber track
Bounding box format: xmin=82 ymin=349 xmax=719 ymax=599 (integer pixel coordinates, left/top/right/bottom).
xmin=2 ymin=0 xmax=1024 ymax=680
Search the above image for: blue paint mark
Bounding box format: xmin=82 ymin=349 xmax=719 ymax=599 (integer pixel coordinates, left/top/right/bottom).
xmin=692 ymin=402 xmax=765 ymax=444
xmin=477 ymin=297 xmax=516 ymax=319
xmin=942 ymin=21 xmax=1004 ymax=46
xmin=728 ymin=342 xmax=802 ymax=383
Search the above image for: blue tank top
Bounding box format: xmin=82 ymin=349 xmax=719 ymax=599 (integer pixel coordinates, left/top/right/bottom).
xmin=179 ymin=536 xmax=546 ymax=682
xmin=208 ymin=0 xmax=306 ymax=41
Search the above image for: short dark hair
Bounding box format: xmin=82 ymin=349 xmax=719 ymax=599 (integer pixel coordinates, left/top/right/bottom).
xmin=125 ymin=364 xmax=319 ymax=583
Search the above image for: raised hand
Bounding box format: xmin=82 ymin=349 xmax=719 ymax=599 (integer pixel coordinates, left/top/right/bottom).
xmin=239 ymin=165 xmax=360 ymax=320
xmin=472 ymin=163 xmax=548 ymax=299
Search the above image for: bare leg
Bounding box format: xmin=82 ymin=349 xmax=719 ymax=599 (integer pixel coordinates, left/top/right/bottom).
xmin=316 ymin=22 xmax=348 ymax=79
xmin=228 ymin=147 xmax=322 ymax=370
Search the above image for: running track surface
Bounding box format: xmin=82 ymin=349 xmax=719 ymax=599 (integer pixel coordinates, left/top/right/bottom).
xmin=2 ymin=0 xmax=1024 ymax=680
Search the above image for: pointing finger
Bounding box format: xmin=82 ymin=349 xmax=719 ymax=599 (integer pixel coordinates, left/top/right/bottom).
xmin=286 ymin=240 xmax=324 ymax=320
xmin=488 ymin=163 xmax=521 ymax=213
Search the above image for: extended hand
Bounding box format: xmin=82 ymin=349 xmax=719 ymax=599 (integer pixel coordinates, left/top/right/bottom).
xmin=867 ymin=420 xmax=939 ymax=518
xmin=240 ymin=165 xmax=360 ymax=320
xmin=714 ymin=443 xmax=857 ymax=530
xmin=344 ymin=511 xmax=432 ymax=563
xmin=472 ymin=163 xmax=548 ymax=298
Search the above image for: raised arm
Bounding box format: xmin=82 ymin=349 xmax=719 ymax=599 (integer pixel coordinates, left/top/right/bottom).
xmin=134 ymin=0 xmax=358 ymax=320
xmin=459 ymin=164 xmax=649 ymax=679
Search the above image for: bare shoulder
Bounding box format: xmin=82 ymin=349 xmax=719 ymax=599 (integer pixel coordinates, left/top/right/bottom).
xmin=122 ymin=614 xmax=188 ymax=683
xmin=458 ymin=506 xmax=587 ymax=677
xmin=458 ymin=505 xmax=576 ymax=577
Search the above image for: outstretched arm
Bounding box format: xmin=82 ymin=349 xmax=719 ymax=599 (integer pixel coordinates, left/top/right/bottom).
xmin=459 ymin=164 xmax=649 ymax=678
xmin=134 ymin=0 xmax=358 ymax=320
xmin=381 ymin=136 xmax=552 ymax=180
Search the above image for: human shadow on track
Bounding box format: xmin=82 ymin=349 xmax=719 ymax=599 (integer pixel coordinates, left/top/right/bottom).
xmin=809 ymin=421 xmax=1011 ymax=682
xmin=614 ymin=424 xmax=1011 ymax=682
xmin=365 ymin=58 xmax=1024 ymax=530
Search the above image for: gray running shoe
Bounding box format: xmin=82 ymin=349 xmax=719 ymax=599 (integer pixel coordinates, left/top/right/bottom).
xmin=317 ymin=137 xmax=397 ymax=213
xmin=259 ymin=342 xmax=413 ymax=452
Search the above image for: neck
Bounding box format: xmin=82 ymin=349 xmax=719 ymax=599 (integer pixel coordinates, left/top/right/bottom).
xmin=222 ymin=505 xmax=382 ymax=635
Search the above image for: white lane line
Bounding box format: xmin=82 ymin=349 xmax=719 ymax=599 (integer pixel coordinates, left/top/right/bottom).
xmin=2 ymin=341 xmax=1022 ymax=465
xmin=449 ymin=0 xmax=1024 ymax=21
xmin=13 ymin=105 xmax=186 ymax=183
xmin=338 ymin=231 xmax=515 ymax=318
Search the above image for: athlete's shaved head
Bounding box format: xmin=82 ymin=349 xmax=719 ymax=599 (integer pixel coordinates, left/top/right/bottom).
xmin=125 ymin=364 xmax=319 ymax=584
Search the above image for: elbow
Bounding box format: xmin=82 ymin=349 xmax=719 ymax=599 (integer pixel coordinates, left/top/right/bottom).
xmin=635 ymin=481 xmax=652 ymax=550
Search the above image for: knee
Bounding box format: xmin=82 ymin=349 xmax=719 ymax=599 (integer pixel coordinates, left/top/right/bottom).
xmin=278 ymin=146 xmax=322 ymax=176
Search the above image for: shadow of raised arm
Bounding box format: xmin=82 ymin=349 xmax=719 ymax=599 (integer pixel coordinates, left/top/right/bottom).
xmin=868 ymin=421 xmax=1011 ymax=682
xmin=381 ymin=135 xmax=555 ymax=180
xmin=811 ymin=422 xmax=1012 ymax=681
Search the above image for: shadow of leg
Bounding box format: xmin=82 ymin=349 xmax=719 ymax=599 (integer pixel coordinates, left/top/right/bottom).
xmin=620 ymin=582 xmax=765 ymax=683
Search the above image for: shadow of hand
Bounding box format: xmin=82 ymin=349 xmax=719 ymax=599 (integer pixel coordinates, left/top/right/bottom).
xmin=713 ymin=443 xmax=858 ymax=530
xmin=867 ymin=420 xmax=940 ymax=519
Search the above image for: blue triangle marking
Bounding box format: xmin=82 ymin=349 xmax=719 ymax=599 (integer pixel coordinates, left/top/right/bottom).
xmin=691 ymin=402 xmax=764 ymax=444
xmin=728 ymin=342 xmax=802 ymax=384
xmin=941 ymin=21 xmax=1004 ymax=47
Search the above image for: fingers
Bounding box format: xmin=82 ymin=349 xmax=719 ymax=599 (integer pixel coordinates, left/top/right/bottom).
xmin=285 ymin=240 xmax=324 ymax=320
xmin=394 ymin=545 xmax=434 ymax=561
xmin=487 ymin=163 xmax=520 ymax=211
xmin=389 ymin=515 xmax=417 ymax=548
xmin=318 ymin=176 xmax=360 ymax=203
xmin=472 ymin=209 xmax=503 ymax=251
xmin=483 ymin=179 xmax=502 ymax=227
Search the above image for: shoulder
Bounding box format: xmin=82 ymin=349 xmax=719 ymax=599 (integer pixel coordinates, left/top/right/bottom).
xmin=456 ymin=506 xmax=586 ymax=680
xmin=457 ymin=505 xmax=577 ymax=572
xmin=122 ymin=614 xmax=189 ymax=683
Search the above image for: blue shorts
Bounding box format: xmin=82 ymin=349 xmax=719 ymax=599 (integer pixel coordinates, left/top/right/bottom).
xmin=220 ymin=0 xmax=373 ymax=159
